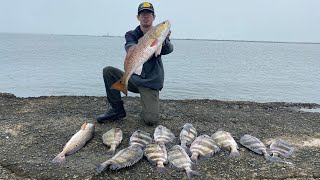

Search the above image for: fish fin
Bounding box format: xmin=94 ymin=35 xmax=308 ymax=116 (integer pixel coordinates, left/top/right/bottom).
xmin=154 ymin=45 xmax=162 ymax=57
xmin=181 ymin=144 xmax=191 ymax=156
xmin=134 ymin=65 xmax=143 ymax=75
xmin=229 ymin=150 xmax=241 ymax=158
xmin=107 ymin=145 xmax=116 ymax=156
xmin=111 ymin=79 xmax=128 ymax=96
xmin=96 ymin=163 xmax=108 ymax=173
xmin=156 ymin=164 xmax=166 ymax=173
xmin=51 ymin=153 xmax=66 ymax=164
xmin=150 ymin=39 xmax=159 ymax=47
xmin=190 ymin=154 xmax=199 ymax=164
xmin=81 ymin=121 xmax=87 ymax=130
xmin=186 ymin=169 xmax=200 ymax=179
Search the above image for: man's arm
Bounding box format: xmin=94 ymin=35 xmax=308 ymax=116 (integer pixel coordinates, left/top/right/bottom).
xmin=124 ymin=31 xmax=137 ymax=53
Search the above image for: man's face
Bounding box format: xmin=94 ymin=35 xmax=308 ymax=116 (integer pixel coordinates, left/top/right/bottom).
xmin=137 ymin=10 xmax=155 ymax=28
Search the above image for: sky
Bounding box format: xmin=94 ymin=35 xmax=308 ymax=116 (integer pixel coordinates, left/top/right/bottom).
xmin=1 ymin=0 xmax=320 ymax=42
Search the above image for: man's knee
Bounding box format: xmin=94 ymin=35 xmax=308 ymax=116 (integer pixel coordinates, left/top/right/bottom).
xmin=141 ymin=112 xmax=159 ymax=126
xmin=103 ymin=66 xmax=115 ymax=77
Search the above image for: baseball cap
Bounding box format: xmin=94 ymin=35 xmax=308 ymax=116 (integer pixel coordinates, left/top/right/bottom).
xmin=138 ymin=2 xmax=154 ymax=13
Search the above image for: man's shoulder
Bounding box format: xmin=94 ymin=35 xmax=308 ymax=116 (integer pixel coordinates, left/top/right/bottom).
xmin=125 ymin=26 xmax=142 ymax=36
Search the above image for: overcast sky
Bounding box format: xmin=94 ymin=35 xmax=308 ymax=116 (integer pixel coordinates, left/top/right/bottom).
xmin=1 ymin=0 xmax=319 ymax=42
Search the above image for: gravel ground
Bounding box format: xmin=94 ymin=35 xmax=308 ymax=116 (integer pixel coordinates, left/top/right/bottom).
xmin=0 ymin=92 xmax=320 ymax=180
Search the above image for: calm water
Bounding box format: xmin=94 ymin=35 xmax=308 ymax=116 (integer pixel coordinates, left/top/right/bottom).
xmin=0 ymin=33 xmax=319 ymax=103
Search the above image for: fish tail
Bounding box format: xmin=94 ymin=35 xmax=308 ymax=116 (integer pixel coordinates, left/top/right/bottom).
xmin=50 ymin=152 xmax=66 ymax=164
xmin=96 ymin=162 xmax=108 ymax=173
xmin=229 ymin=148 xmax=241 ymax=158
xmin=186 ymin=169 xmax=200 ymax=179
xmin=111 ymin=79 xmax=128 ymax=96
xmin=156 ymin=164 xmax=166 ymax=173
xmin=181 ymin=143 xmax=191 ymax=156
xmin=190 ymin=154 xmax=199 ymax=164
xmin=107 ymin=145 xmax=116 ymax=155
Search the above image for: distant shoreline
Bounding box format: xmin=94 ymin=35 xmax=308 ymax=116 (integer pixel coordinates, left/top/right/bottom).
xmin=1 ymin=32 xmax=320 ymax=45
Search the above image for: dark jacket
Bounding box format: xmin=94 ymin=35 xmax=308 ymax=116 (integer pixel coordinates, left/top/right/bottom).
xmin=124 ymin=25 xmax=173 ymax=90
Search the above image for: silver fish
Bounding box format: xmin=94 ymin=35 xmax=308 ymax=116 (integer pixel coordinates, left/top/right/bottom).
xmin=179 ymin=123 xmax=197 ymax=154
xmin=129 ymin=130 xmax=152 ymax=149
xmin=154 ymin=125 xmax=175 ymax=145
xmin=270 ymin=138 xmax=294 ymax=158
xmin=102 ymin=128 xmax=123 ymax=155
xmin=211 ymin=130 xmax=240 ymax=158
xmin=96 ymin=144 xmax=143 ymax=173
xmin=51 ymin=122 xmax=94 ymax=163
xmin=144 ymin=142 xmax=168 ymax=172
xmin=190 ymin=135 xmax=220 ymax=163
xmin=168 ymin=145 xmax=200 ymax=179
xmin=240 ymin=134 xmax=276 ymax=161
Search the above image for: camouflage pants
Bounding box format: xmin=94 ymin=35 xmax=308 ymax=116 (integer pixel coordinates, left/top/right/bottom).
xmin=102 ymin=66 xmax=159 ymax=125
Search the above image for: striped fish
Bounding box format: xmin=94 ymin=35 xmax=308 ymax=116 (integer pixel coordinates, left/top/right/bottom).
xmin=102 ymin=128 xmax=123 ymax=155
xmin=129 ymin=130 xmax=152 ymax=149
xmin=211 ymin=130 xmax=240 ymax=158
xmin=111 ymin=20 xmax=171 ymax=96
xmin=154 ymin=125 xmax=175 ymax=145
xmin=96 ymin=144 xmax=143 ymax=173
xmin=240 ymin=134 xmax=276 ymax=161
xmin=179 ymin=123 xmax=197 ymax=154
xmin=168 ymin=145 xmax=200 ymax=179
xmin=144 ymin=142 xmax=168 ymax=172
xmin=189 ymin=135 xmax=220 ymax=163
xmin=270 ymin=138 xmax=294 ymax=158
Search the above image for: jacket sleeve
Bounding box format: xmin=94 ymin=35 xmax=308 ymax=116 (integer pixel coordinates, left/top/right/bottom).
xmin=124 ymin=31 xmax=138 ymax=52
xmin=160 ymin=38 xmax=174 ymax=55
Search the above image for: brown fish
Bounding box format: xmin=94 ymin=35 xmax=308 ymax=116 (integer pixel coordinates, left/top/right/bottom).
xmin=102 ymin=128 xmax=123 ymax=155
xmin=111 ymin=20 xmax=171 ymax=96
xmin=51 ymin=122 xmax=94 ymax=163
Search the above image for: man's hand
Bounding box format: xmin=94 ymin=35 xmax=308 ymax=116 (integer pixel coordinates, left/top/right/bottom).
xmin=166 ymin=30 xmax=171 ymax=39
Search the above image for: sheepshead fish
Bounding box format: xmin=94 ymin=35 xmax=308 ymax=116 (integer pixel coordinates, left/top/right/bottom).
xmin=144 ymin=142 xmax=168 ymax=172
xmin=129 ymin=130 xmax=152 ymax=149
xmin=111 ymin=20 xmax=171 ymax=96
xmin=102 ymin=128 xmax=123 ymax=155
xmin=270 ymin=138 xmax=294 ymax=158
xmin=240 ymin=134 xmax=276 ymax=161
xmin=51 ymin=122 xmax=94 ymax=163
xmin=190 ymin=135 xmax=220 ymax=163
xmin=96 ymin=144 xmax=143 ymax=173
xmin=154 ymin=125 xmax=175 ymax=145
xmin=211 ymin=130 xmax=240 ymax=158
xmin=179 ymin=123 xmax=197 ymax=154
xmin=168 ymin=145 xmax=200 ymax=180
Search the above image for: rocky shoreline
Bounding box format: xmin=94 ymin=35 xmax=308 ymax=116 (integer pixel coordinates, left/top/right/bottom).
xmin=1 ymin=92 xmax=319 ymax=179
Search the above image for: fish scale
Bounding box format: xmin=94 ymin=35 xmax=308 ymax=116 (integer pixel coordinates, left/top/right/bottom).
xmin=129 ymin=130 xmax=152 ymax=149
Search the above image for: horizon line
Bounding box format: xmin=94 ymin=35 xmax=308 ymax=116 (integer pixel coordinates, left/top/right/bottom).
xmin=1 ymin=32 xmax=320 ymax=45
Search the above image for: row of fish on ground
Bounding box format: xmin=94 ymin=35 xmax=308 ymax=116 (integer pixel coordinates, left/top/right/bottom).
xmin=51 ymin=122 xmax=294 ymax=179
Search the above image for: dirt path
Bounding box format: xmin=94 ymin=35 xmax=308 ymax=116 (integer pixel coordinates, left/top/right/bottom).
xmin=1 ymin=93 xmax=319 ymax=179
